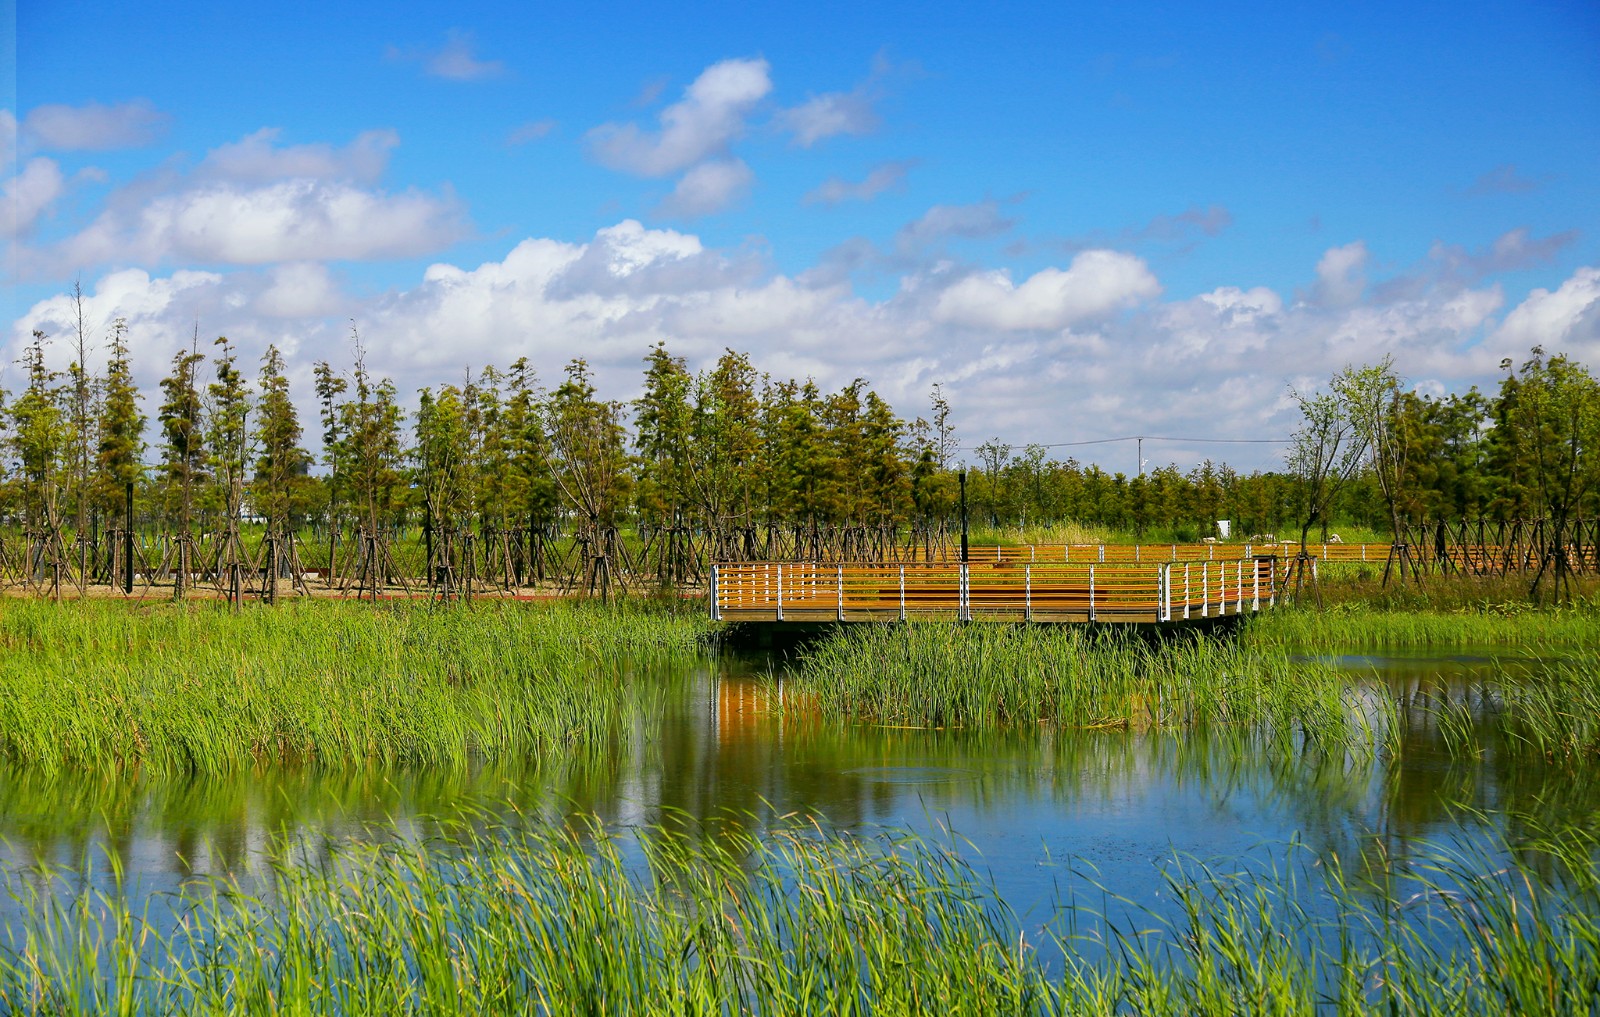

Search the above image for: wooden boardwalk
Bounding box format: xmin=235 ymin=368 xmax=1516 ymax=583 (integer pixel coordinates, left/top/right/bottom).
xmin=709 ymin=556 xmax=1284 ymax=624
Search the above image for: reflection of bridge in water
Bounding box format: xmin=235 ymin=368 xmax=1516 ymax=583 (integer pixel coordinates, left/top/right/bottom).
xmin=710 ymin=551 xmax=1286 ymax=625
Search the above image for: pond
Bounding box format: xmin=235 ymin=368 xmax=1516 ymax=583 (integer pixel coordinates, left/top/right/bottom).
xmin=1 ymin=640 xmax=1588 ymax=935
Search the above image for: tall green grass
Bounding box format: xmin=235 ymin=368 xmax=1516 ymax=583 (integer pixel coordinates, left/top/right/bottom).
xmin=786 ymin=624 xmax=1393 ymax=753
xmin=0 ymin=600 xmax=714 ymax=775
xmin=2 ymin=817 xmax=1596 ymax=1014
xmin=1247 ymin=602 xmax=1600 ymax=649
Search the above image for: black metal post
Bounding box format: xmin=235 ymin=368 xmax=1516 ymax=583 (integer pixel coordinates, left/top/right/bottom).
xmin=123 ymin=481 xmax=135 ymax=595
xmin=959 ymin=470 xmax=969 ymax=564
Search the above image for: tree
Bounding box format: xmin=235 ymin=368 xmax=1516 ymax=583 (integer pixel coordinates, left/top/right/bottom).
xmin=1488 ymin=347 xmax=1600 ymax=599
xmin=253 ymin=344 xmax=312 ymax=532
xmin=158 ymin=340 xmax=207 ymax=533
xmin=1286 ymin=385 xmax=1369 ymax=549
xmin=547 ymin=359 xmax=631 ymax=595
xmin=10 ymin=332 xmax=68 ymax=540
xmin=94 ymin=318 xmax=145 ymax=522
xmin=206 ymin=336 xmax=252 ymax=523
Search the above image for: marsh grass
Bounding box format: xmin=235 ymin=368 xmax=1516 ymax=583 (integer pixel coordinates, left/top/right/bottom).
xmin=0 ymin=599 xmax=714 ymax=775
xmin=1247 ymin=601 xmax=1600 ymax=649
xmin=2 ymin=817 xmax=1596 ymax=1015
xmin=784 ymin=624 xmax=1394 ymax=756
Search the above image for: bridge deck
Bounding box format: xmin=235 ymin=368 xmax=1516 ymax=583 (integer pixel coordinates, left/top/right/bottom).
xmin=710 ymin=558 xmax=1283 ymax=624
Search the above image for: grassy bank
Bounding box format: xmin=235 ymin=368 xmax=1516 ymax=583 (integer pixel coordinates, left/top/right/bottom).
xmin=785 ymin=624 xmax=1392 ymax=751
xmin=0 ymin=599 xmax=714 ymax=775
xmin=2 ymin=818 xmax=1595 ymax=1014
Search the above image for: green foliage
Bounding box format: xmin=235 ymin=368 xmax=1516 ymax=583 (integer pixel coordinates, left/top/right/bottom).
xmin=0 ymin=599 xmax=712 ymax=775
xmin=4 ymin=817 xmax=1598 ymax=1014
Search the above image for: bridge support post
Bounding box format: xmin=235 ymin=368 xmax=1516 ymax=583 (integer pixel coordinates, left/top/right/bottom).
xmin=776 ymin=563 xmax=784 ymax=621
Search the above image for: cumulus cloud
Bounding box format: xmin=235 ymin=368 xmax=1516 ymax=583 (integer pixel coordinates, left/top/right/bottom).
xmin=586 ymin=58 xmax=771 ymax=177
xmin=54 ymin=178 xmax=467 ymax=268
xmin=5 ymin=157 xmax=67 ymax=237
xmin=805 ymin=161 xmax=913 ymax=205
xmin=22 ymin=128 xmax=465 ymax=276
xmin=201 ymin=128 xmax=399 ymax=184
xmin=1495 ymin=266 xmax=1600 ymax=354
xmin=21 ymin=99 xmax=169 ymax=151
xmin=1307 ymin=240 xmax=1368 ymax=307
xmin=934 ymin=250 xmax=1161 ymax=330
xmin=658 ymin=158 xmax=754 ymax=217
xmin=12 ymin=221 xmax=1597 ymax=476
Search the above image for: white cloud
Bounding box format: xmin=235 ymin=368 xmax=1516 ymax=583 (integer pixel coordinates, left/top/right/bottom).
xmin=658 ymin=158 xmax=753 ymax=217
xmin=780 ymin=90 xmax=878 ymax=147
xmin=1 ymin=110 xmax=17 ymax=165
xmin=21 ymin=99 xmax=169 ymax=151
xmin=11 ymin=225 xmax=1595 ymax=476
xmin=5 ymin=157 xmax=67 ymax=237
xmin=202 ymin=128 xmax=399 ymax=184
xmin=417 ymin=29 xmax=506 ymax=81
xmin=805 ymin=161 xmax=912 ymax=205
xmin=896 ymin=200 xmax=1015 ymax=255
xmin=1494 ymin=266 xmax=1600 ymax=354
xmin=1309 ymin=240 xmax=1367 ymax=307
xmin=56 ymin=178 xmax=467 ymax=268
xmin=586 ymin=58 xmax=771 ymax=177
xmin=934 ymin=251 xmax=1162 ymax=330
xmin=507 ymin=120 xmax=557 ymax=145
xmin=256 ymin=262 xmax=345 ymax=318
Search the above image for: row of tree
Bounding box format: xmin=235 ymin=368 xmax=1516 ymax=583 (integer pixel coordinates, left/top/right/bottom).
xmin=5 ymin=297 xmax=1597 ymax=590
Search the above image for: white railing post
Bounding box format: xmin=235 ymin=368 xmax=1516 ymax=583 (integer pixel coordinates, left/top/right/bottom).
xmin=1159 ymin=563 xmax=1171 ymax=622
xmin=837 ymin=565 xmax=844 ymax=622
xmin=776 ymin=563 xmax=784 ymax=621
xmin=960 ymin=562 xmax=970 ymax=621
xmin=1183 ymin=563 xmax=1190 ymax=620
xmin=1252 ymin=559 xmax=1260 ymax=612
xmin=1237 ymin=560 xmax=1244 ymax=615
xmin=1025 ymin=563 xmax=1032 ymax=622
xmin=899 ymin=564 xmax=906 ymax=622
xmin=709 ymin=564 xmax=720 ymax=620
xmin=1088 ymin=565 xmax=1096 ymax=621
xmin=1202 ymin=561 xmax=1209 ymax=618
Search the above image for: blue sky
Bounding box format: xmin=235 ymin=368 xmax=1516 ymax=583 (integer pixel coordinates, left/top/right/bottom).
xmin=5 ymin=0 xmax=1598 ymax=471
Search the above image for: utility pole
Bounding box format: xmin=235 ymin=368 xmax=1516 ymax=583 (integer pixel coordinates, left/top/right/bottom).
xmin=1137 ymin=436 xmax=1144 ymax=477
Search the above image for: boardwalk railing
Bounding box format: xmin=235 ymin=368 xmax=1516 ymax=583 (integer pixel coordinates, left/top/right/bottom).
xmin=709 ymin=557 xmax=1283 ymax=624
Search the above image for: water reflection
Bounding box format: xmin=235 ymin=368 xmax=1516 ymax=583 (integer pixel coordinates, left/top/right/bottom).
xmin=1 ymin=648 xmax=1593 ymax=919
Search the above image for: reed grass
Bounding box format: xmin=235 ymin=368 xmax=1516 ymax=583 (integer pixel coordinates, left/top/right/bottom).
xmin=2 ymin=817 xmax=1595 ymax=1014
xmin=786 ymin=623 xmax=1393 ymax=753
xmin=0 ymin=599 xmax=713 ymax=776
xmin=1247 ymin=601 xmax=1600 ymax=649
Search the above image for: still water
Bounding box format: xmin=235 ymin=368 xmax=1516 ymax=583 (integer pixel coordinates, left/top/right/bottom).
xmin=0 ymin=646 xmax=1587 ymax=926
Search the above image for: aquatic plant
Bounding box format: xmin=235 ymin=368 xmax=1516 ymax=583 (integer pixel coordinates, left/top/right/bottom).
xmin=1246 ymin=602 xmax=1600 ymax=649
xmin=1 ymin=817 xmax=1595 ymax=1014
xmin=785 ymin=623 xmax=1393 ymax=754
xmin=0 ymin=599 xmax=713 ymax=775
